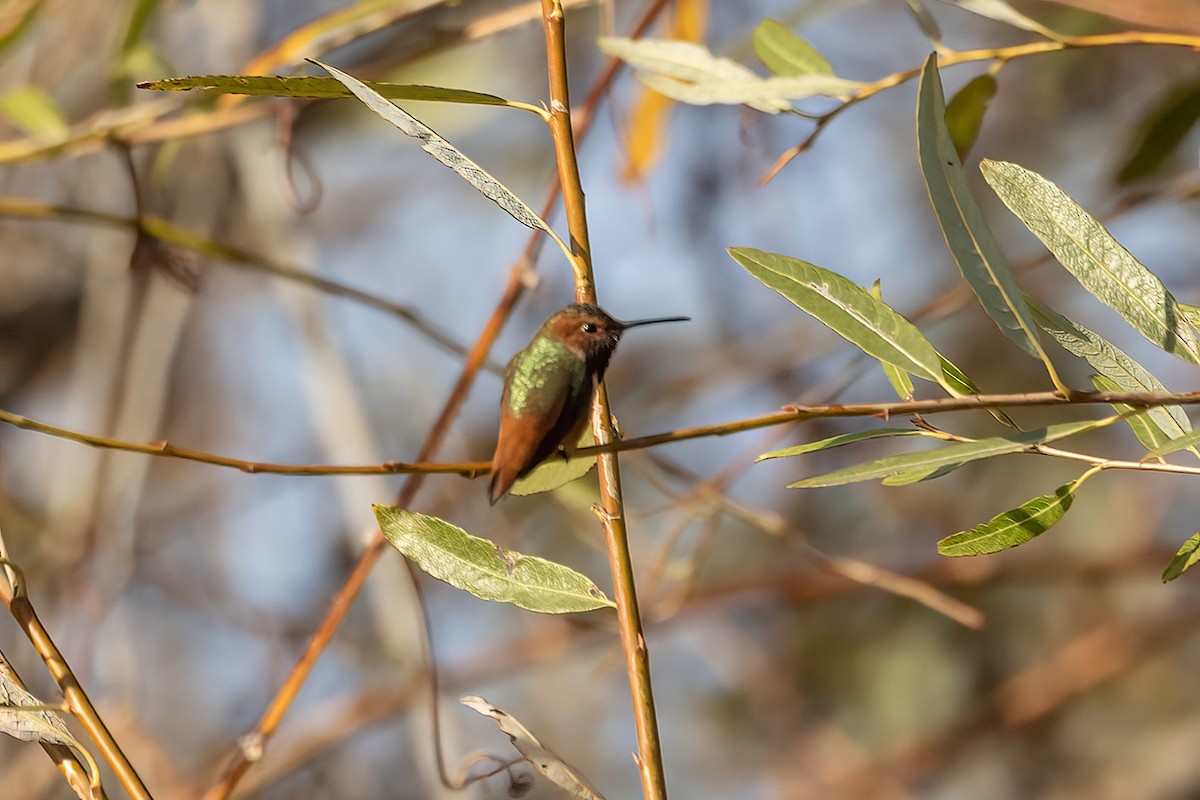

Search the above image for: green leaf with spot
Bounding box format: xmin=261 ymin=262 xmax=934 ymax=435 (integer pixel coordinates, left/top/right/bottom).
xmin=938 ymin=478 xmax=1081 ymax=556
xmin=981 ymin=159 xmax=1200 ymax=365
xmin=374 ymin=505 xmax=614 ymax=613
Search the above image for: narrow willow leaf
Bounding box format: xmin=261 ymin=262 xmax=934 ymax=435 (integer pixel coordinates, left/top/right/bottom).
xmin=729 ymin=247 xmax=949 ymax=387
xmin=1146 ymin=427 xmax=1200 ymax=458
xmin=789 ymin=417 xmax=1113 ymax=488
xmin=882 ymin=361 xmax=916 ymax=399
xmin=635 ymin=71 xmax=862 ymax=109
xmin=462 ymin=695 xmax=605 ymax=800
xmin=1117 ymin=81 xmax=1200 ymax=183
xmin=510 ymin=430 xmax=597 ymax=496
xmin=916 ymin=58 xmax=1062 ymax=387
xmin=139 ymin=74 xmax=515 ymax=106
xmin=1091 ymin=374 xmax=1177 ymax=454
xmin=314 ymin=61 xmax=560 ymax=241
xmin=752 ymin=19 xmax=833 ymax=76
xmin=1163 ymin=533 xmax=1200 ymax=582
xmin=374 ymin=505 xmax=614 ymax=613
xmin=759 ymin=428 xmax=928 ymax=461
xmin=871 ymin=282 xmax=916 ymax=399
xmin=905 ymin=0 xmax=943 ymax=43
xmin=944 ymin=74 xmax=997 ymax=160
xmin=943 ymin=0 xmax=1063 ymax=40
xmin=1030 ymin=296 xmax=1193 ymax=441
xmin=881 ymin=463 xmax=962 ymax=485
xmin=981 ymin=159 xmax=1200 ymax=365
xmin=938 ymin=479 xmax=1079 ymax=556
xmin=599 ymin=36 xmax=790 ymax=113
xmin=0 ymin=658 xmax=73 ymax=748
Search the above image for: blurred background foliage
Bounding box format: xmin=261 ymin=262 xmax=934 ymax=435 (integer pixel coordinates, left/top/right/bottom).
xmin=3 ymin=0 xmax=1200 ymax=798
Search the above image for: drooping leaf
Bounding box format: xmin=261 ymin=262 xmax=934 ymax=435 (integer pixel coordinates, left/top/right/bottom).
xmin=139 ymin=74 xmax=515 ymax=107
xmin=1163 ymin=532 xmax=1200 ymax=582
xmin=941 ymin=0 xmax=1063 ymax=40
xmin=982 ymin=159 xmax=1200 ymax=365
xmin=510 ymin=430 xmax=597 ymax=496
xmin=729 ymin=247 xmax=950 ymax=388
xmin=789 ymin=417 xmax=1116 ymax=488
xmin=1117 ymin=81 xmax=1200 ymax=183
xmin=374 ymin=505 xmax=614 ymax=614
xmin=313 ymin=61 xmax=563 ymax=248
xmin=905 ymin=0 xmax=943 ymax=43
xmin=871 ymin=281 xmax=917 ymax=399
xmin=751 ymin=19 xmax=833 ymax=76
xmin=1029 ymin=296 xmax=1194 ymax=443
xmin=759 ymin=428 xmax=929 ymax=461
xmin=599 ymin=37 xmax=861 ymax=114
xmin=916 ymin=57 xmax=1063 ymax=387
xmin=462 ymin=695 xmax=605 ymax=800
xmin=1091 ymin=374 xmax=1179 ymax=454
xmin=938 ymin=478 xmax=1081 ymax=556
xmin=944 ymin=73 xmax=997 ymax=160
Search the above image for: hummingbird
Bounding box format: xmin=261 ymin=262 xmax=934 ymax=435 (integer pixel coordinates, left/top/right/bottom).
xmin=489 ymin=303 xmax=689 ymax=504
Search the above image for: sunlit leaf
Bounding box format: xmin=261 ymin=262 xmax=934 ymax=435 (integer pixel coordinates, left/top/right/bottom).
xmin=944 ymin=73 xmax=996 ymax=160
xmin=1091 ymin=374 xmax=1178 ymax=454
xmin=140 ymin=74 xmax=514 ymax=106
xmin=1163 ymin=532 xmax=1200 ymax=582
xmin=752 ymin=19 xmax=833 ymax=76
xmin=905 ymin=0 xmax=943 ymax=43
xmin=916 ymin=58 xmax=1062 ymax=387
xmin=982 ymin=159 xmax=1200 ymax=365
xmin=374 ymin=505 xmax=614 ymax=614
xmin=940 ymin=0 xmax=1063 ymax=40
xmin=1029 ymin=296 xmax=1194 ymax=443
xmin=759 ymin=428 xmax=929 ymax=461
xmin=729 ymin=247 xmax=950 ymax=388
xmin=938 ymin=478 xmax=1081 ymax=556
xmin=462 ymin=695 xmax=605 ymax=800
xmin=789 ymin=417 xmax=1115 ymax=488
xmin=1117 ymin=81 xmax=1200 ymax=183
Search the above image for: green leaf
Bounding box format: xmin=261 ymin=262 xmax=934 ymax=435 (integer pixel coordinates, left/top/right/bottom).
xmin=139 ymin=74 xmax=513 ymax=106
xmin=510 ymin=430 xmax=597 ymax=496
xmin=981 ymin=159 xmax=1200 ymax=365
xmin=1146 ymin=426 xmax=1200 ymax=459
xmin=1029 ymin=296 xmax=1193 ymax=443
xmin=759 ymin=428 xmax=929 ymax=461
xmin=945 ymin=0 xmax=1063 ymax=41
xmin=882 ymin=360 xmax=916 ymax=400
xmin=880 ymin=463 xmax=962 ymax=485
xmin=1091 ymin=374 xmax=1178 ymax=454
xmin=729 ymin=247 xmax=949 ymax=388
xmin=916 ymin=58 xmax=1063 ymax=389
xmin=944 ymin=74 xmax=996 ymax=160
xmin=1162 ymin=532 xmax=1200 ymax=582
xmin=314 ymin=61 xmax=563 ymax=251
xmin=789 ymin=417 xmax=1115 ymax=488
xmin=938 ymin=478 xmax=1080 ymax=556
xmin=1117 ymin=81 xmax=1200 ymax=183
xmin=0 ymin=87 xmax=66 ymax=136
xmin=752 ymin=19 xmax=833 ymax=77
xmin=905 ymin=0 xmax=943 ymax=43
xmin=938 ymin=354 xmax=1018 ymax=427
xmin=373 ymin=505 xmax=614 ymax=613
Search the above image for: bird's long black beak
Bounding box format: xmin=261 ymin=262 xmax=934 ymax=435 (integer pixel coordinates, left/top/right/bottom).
xmin=616 ymin=315 xmax=690 ymax=330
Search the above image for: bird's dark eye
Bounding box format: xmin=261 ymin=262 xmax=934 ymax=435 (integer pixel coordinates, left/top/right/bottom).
xmin=582 ymin=322 xmax=597 ymax=333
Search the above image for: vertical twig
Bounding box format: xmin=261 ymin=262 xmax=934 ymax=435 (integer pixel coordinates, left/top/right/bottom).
xmin=540 ymin=2 xmax=669 ymax=798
